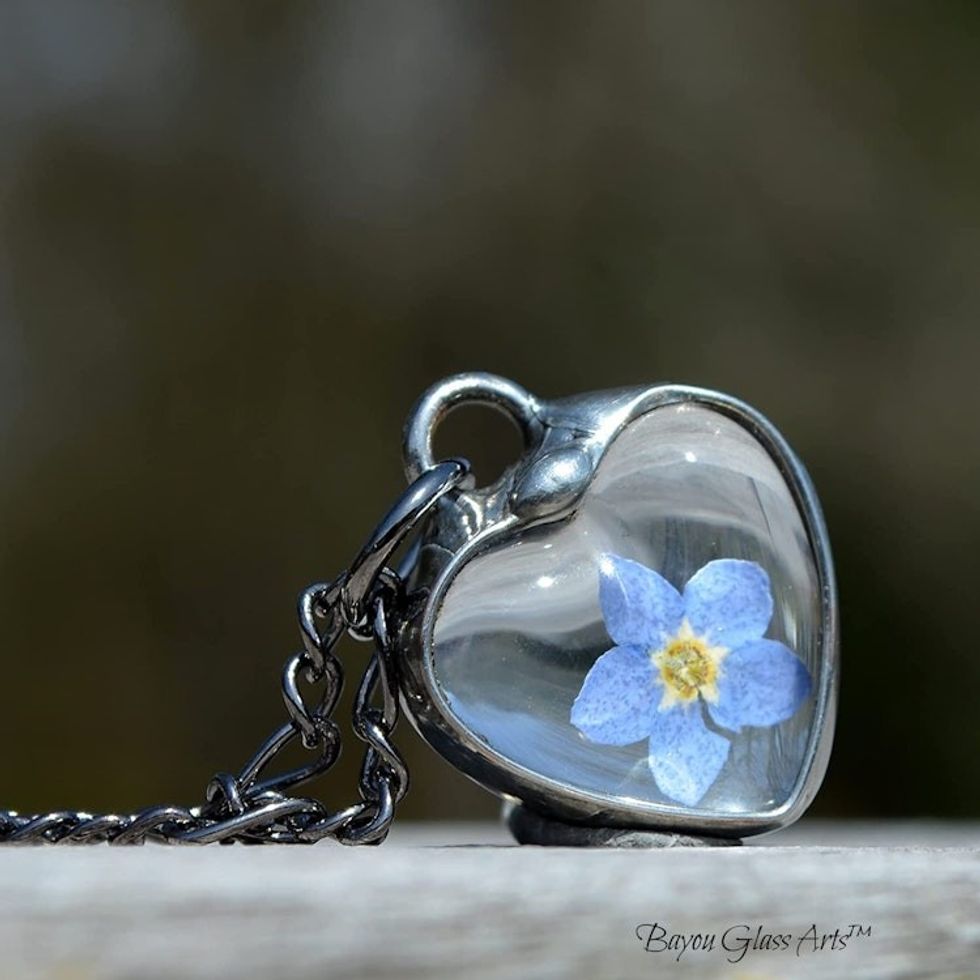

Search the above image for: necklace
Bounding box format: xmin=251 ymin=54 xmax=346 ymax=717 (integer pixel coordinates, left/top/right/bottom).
xmin=0 ymin=373 xmax=837 ymax=847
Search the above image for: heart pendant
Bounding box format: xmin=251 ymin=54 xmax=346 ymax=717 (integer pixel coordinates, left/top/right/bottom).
xmin=397 ymin=373 xmax=837 ymax=844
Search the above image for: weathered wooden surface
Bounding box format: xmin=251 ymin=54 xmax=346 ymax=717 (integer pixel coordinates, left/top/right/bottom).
xmin=0 ymin=821 xmax=977 ymax=979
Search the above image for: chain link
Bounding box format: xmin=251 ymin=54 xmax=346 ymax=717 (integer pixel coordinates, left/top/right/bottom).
xmin=0 ymin=460 xmax=468 ymax=845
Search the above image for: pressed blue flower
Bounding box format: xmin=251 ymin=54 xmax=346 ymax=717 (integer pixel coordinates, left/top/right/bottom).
xmin=570 ymin=555 xmax=811 ymax=807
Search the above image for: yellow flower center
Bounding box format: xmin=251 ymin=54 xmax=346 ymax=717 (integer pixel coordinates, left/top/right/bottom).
xmin=652 ymin=621 xmax=726 ymax=709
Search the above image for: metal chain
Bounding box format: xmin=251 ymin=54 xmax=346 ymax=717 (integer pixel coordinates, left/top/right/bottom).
xmin=0 ymin=459 xmax=468 ymax=845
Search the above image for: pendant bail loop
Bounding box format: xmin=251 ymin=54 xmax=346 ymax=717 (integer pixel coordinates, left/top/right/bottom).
xmin=402 ymin=372 xmax=544 ymax=483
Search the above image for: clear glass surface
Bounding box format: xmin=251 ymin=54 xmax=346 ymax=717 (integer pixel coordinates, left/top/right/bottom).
xmin=432 ymin=402 xmax=821 ymax=814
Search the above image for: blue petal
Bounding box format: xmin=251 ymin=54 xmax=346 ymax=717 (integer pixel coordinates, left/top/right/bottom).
xmin=647 ymin=704 xmax=731 ymax=806
xmin=571 ymin=645 xmax=659 ymax=745
xmin=598 ymin=554 xmax=684 ymax=649
xmin=683 ymin=559 xmax=773 ymax=649
xmin=707 ymin=639 xmax=812 ymax=733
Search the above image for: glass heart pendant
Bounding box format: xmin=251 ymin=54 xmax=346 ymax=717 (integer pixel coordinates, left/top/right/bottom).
xmin=397 ymin=373 xmax=838 ymax=846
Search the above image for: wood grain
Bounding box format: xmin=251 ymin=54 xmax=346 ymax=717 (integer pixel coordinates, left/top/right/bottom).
xmin=0 ymin=821 xmax=976 ymax=979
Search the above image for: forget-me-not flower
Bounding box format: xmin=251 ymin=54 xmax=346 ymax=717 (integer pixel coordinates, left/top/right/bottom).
xmin=570 ymin=555 xmax=811 ymax=807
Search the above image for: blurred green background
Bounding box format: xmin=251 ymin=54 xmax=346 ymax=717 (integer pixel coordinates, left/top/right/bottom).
xmin=1 ymin=2 xmax=977 ymax=823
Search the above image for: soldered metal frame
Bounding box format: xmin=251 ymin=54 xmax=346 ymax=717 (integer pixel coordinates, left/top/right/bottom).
xmin=397 ymin=373 xmax=838 ymax=840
